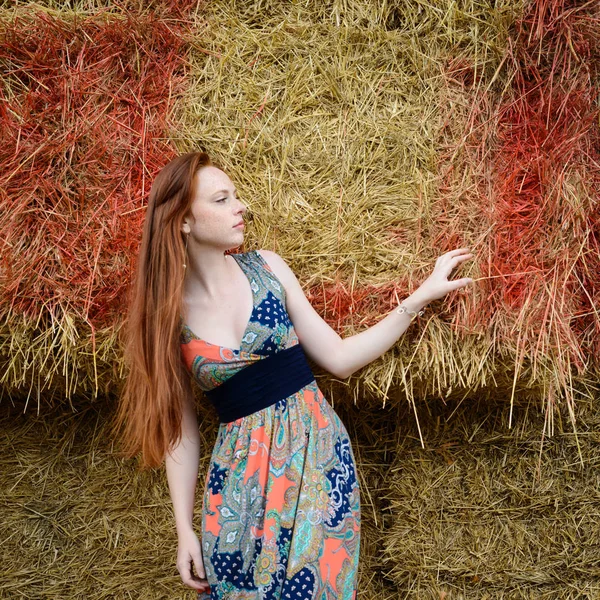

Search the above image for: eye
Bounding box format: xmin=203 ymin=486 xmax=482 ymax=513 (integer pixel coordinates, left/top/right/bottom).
xmin=217 ymin=198 xmax=227 ymax=202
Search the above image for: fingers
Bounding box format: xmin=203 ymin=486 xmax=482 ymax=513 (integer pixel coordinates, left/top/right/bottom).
xmin=178 ymin=558 xmax=208 ymax=590
xmin=441 ymin=247 xmax=472 ymax=259
xmin=457 ymin=277 xmax=474 ymax=290
xmin=193 ymin=550 xmax=206 ymax=580
xmin=449 ymin=252 xmax=473 ymax=263
xmin=177 ymin=558 xmax=194 ymax=586
xmin=452 ymin=247 xmax=472 ymax=254
xmin=436 ymin=248 xmax=473 ymax=269
xmin=443 ymin=250 xmax=473 ymax=275
xmin=436 ymin=257 xmax=472 ymax=281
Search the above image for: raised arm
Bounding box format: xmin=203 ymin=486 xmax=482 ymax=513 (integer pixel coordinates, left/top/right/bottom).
xmin=258 ymin=248 xmax=473 ymax=379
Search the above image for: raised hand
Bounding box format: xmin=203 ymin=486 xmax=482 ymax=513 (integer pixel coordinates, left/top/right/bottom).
xmin=417 ymin=247 xmax=474 ymax=302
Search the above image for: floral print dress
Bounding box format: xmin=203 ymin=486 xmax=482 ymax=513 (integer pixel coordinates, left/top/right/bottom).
xmin=180 ymin=249 xmax=361 ymax=599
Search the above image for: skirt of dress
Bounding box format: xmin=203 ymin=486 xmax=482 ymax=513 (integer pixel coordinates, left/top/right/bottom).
xmin=197 ymin=379 xmax=361 ymax=600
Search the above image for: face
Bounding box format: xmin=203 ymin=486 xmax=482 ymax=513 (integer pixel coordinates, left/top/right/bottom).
xmin=183 ymin=166 xmax=247 ymax=249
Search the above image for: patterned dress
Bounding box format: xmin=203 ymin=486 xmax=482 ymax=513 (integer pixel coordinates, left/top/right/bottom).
xmin=180 ymin=249 xmax=361 ymax=600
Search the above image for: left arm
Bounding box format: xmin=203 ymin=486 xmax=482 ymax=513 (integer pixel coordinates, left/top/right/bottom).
xmin=257 ymin=250 xmax=431 ymax=379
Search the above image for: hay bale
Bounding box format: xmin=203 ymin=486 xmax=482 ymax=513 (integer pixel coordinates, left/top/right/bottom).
xmin=4 ymin=0 xmax=599 ymax=428
xmin=0 ymin=394 xmax=220 ymax=599
xmin=1 ymin=0 xmax=532 ymax=411
xmin=0 ymin=2 xmax=197 ymax=407
xmin=4 ymin=389 xmax=599 ymax=599
xmin=377 ymin=395 xmax=600 ymax=598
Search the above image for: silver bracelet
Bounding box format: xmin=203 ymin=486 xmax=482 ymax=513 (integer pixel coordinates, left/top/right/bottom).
xmin=396 ymin=303 xmax=425 ymax=318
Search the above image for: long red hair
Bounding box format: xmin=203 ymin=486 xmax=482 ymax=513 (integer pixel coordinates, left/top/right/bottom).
xmin=109 ymin=151 xmax=220 ymax=469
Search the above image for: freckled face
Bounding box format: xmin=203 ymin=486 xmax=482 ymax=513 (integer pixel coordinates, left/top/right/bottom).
xmin=186 ymin=166 xmax=247 ymax=247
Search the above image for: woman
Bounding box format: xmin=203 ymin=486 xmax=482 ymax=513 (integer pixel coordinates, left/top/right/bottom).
xmin=111 ymin=151 xmax=474 ymax=599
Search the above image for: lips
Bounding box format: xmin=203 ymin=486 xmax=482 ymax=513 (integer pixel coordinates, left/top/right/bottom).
xmin=234 ymin=221 xmax=244 ymax=227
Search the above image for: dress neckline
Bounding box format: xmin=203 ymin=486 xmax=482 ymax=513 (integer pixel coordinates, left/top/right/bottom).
xmin=181 ymin=251 xmax=258 ymax=354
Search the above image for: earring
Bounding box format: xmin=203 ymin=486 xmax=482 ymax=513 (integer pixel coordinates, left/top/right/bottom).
xmin=183 ymin=231 xmax=189 ymax=268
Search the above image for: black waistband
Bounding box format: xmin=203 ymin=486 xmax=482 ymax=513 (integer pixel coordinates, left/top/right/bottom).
xmin=204 ymin=343 xmax=316 ymax=423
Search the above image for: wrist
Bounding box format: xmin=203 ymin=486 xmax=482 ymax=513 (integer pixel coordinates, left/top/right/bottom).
xmin=399 ymin=290 xmax=430 ymax=313
xmin=176 ymin=521 xmax=195 ymax=538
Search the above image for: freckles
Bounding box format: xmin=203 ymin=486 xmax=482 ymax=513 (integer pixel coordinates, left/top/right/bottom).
xmin=191 ymin=206 xmax=213 ymax=226
xmin=193 ymin=209 xmax=227 ymax=237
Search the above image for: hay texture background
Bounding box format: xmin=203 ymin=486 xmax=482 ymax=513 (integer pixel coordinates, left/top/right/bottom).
xmin=4 ymin=388 xmax=600 ymax=598
xmin=2 ymin=0 xmax=600 ymax=598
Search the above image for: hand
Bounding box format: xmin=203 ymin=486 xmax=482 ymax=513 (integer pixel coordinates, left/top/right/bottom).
xmin=417 ymin=247 xmax=474 ymax=303
xmin=176 ymin=528 xmax=210 ymax=594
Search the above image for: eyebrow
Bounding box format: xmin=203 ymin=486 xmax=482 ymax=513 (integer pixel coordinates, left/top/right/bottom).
xmin=212 ymin=188 xmax=237 ymax=197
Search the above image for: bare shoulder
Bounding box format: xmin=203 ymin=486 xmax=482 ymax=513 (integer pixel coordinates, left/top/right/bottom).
xmin=255 ymin=249 xmax=296 ymax=288
xmin=255 ymin=248 xmax=281 ymax=265
xmin=255 ymin=249 xmax=345 ymax=378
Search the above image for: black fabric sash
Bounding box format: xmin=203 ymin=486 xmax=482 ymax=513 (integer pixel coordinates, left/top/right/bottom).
xmin=204 ymin=343 xmax=316 ymax=423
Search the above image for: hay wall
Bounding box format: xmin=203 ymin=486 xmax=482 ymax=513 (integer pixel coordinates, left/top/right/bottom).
xmin=3 ymin=0 xmax=599 ymax=422
xmin=2 ymin=1 xmax=600 ymax=599
xmin=3 ymin=391 xmax=600 ymax=599
xmin=336 ymin=390 xmax=600 ymax=598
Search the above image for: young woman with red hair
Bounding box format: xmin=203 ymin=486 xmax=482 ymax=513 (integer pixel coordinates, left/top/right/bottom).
xmin=111 ymin=151 xmax=473 ymax=599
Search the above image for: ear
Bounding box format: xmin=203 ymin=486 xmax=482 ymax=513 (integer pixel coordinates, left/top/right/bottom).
xmin=181 ymin=221 xmax=190 ymax=234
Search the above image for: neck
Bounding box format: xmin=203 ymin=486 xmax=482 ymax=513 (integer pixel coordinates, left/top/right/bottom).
xmin=183 ymin=246 xmax=240 ymax=303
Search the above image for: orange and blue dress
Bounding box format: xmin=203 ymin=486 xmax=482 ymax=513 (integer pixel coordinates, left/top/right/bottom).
xmin=180 ymin=249 xmax=361 ymax=599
